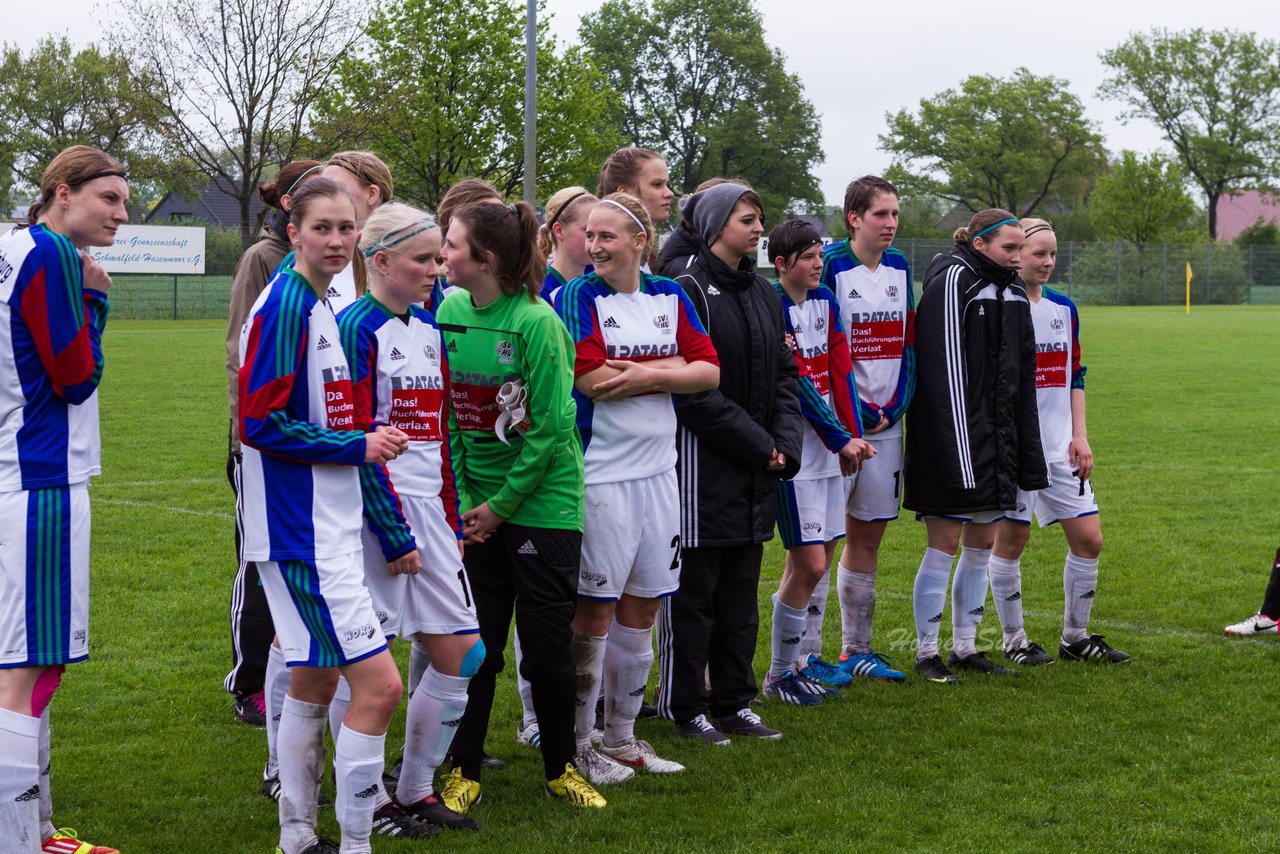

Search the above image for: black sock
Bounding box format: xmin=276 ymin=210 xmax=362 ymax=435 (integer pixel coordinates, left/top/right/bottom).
xmin=1260 ymin=548 xmax=1280 ymax=619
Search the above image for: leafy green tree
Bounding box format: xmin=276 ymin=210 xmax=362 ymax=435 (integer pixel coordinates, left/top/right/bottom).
xmin=1099 ymin=28 xmax=1280 ymax=240
xmin=880 ymin=68 xmax=1105 ymax=219
xmin=312 ymin=0 xmax=622 ymax=210
xmin=580 ymin=0 xmax=824 ymax=218
xmin=1089 ymin=151 xmax=1196 ymax=245
xmin=0 ymin=37 xmax=170 ymax=212
xmin=1235 ymin=218 xmax=1280 ymax=246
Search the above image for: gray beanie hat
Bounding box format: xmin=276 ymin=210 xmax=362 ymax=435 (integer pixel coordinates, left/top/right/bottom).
xmin=683 ymin=182 xmax=752 ymax=248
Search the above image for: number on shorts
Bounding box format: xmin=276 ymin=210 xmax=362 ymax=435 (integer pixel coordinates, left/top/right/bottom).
xmin=457 ymin=569 xmax=472 ymax=608
xmin=893 ymin=470 xmax=901 ymax=499
xmin=669 ymin=535 xmax=682 ymax=571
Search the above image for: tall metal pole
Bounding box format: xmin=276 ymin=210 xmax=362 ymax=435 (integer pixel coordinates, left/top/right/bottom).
xmin=523 ymin=0 xmax=536 ymax=204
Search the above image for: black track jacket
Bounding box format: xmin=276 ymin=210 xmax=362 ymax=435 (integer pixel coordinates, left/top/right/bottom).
xmin=903 ymin=242 xmax=1048 ymax=515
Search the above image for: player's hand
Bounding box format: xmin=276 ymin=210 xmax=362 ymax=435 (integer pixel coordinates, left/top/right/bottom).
xmin=766 ymin=448 xmax=787 ymax=472
xmin=1069 ymin=435 xmax=1094 ymax=481
xmin=838 ymin=437 xmax=876 ymax=476
xmin=592 ymin=360 xmax=660 ymax=401
xmin=865 ymin=410 xmax=891 ymax=435
xmin=364 ymin=430 xmax=407 ymax=464
xmin=81 ymin=253 xmax=112 ymax=293
xmin=463 ymin=502 xmax=504 ymax=544
xmin=389 ymin=549 xmax=421 ymax=576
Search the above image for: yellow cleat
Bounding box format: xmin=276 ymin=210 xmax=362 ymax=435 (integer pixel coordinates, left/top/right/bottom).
xmin=41 ymin=828 xmax=119 ymax=854
xmin=440 ymin=767 xmax=482 ymax=814
xmin=545 ymin=763 xmax=607 ymax=808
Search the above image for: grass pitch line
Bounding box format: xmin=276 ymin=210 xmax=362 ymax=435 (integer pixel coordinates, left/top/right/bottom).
xmin=96 ymin=497 xmax=234 ymax=521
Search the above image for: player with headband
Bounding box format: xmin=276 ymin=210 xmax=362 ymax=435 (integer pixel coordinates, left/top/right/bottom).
xmin=539 ymin=187 xmax=597 ymax=307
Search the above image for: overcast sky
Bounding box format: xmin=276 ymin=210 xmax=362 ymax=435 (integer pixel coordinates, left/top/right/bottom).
xmin=16 ymin=0 xmax=1280 ymax=204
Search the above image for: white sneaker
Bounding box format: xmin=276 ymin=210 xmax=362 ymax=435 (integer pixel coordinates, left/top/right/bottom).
xmin=572 ymin=745 xmax=635 ymax=785
xmin=516 ymin=719 xmax=541 ymax=748
xmin=598 ymin=739 xmax=685 ymax=774
xmin=1224 ymin=612 xmax=1280 ymax=635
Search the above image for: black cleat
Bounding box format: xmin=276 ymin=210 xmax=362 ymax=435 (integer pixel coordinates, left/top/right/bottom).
xmin=446 ymin=751 xmax=506 ymax=771
xmin=399 ymin=792 xmax=481 ymax=831
xmin=948 ymin=650 xmax=1019 ymax=676
xmin=914 ymin=654 xmax=959 ymax=683
xmin=638 ymin=701 xmax=660 ymax=719
xmin=295 ymin=837 xmax=339 ymax=854
xmin=233 ymin=691 xmax=266 ymax=727
xmin=371 ymin=800 xmax=440 ymax=839
xmin=1059 ymin=634 xmax=1131 ymax=664
xmin=1004 ymin=641 xmax=1055 ymax=667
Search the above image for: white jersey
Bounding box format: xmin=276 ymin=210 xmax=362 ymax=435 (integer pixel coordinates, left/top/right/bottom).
xmin=325 ymin=263 xmax=359 ymax=315
xmin=1029 ymin=288 xmax=1085 ymax=463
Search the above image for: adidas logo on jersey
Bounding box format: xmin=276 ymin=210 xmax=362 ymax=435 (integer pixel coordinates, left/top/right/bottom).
xmin=317 ymin=335 xmax=332 ymax=350
xmin=355 ymin=783 xmax=379 ymax=799
xmin=446 ymin=339 xmax=458 ymax=352
xmin=14 ymin=784 xmax=39 ymax=802
xmin=327 ymin=286 xmax=341 ymax=299
xmin=979 ymin=306 xmax=986 ymax=316
xmin=517 ymin=539 xmax=538 ymax=555
xmin=847 ymin=287 xmax=862 ymax=300
xmin=390 ymin=347 xmax=406 ymax=361
xmin=602 ymin=316 xmax=620 ymax=329
xmin=707 ymin=285 xmax=721 ymax=295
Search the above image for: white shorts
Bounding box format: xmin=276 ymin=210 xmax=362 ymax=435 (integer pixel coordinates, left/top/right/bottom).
xmin=916 ymin=509 xmax=1006 ymax=525
xmin=1003 ymin=459 xmax=1100 ymax=527
xmin=361 ymin=495 xmax=479 ymax=639
xmin=778 ymin=474 xmax=849 ymax=547
xmin=845 ymin=434 xmax=903 ymax=522
xmin=259 ymin=550 xmax=387 ymax=668
xmin=0 ymin=486 xmax=91 ymax=668
xmin=579 ymin=470 xmax=680 ymax=600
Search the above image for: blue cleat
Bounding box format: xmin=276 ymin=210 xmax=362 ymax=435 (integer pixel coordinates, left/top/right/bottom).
xmin=762 ymin=670 xmax=823 ymax=706
xmin=838 ymin=649 xmax=907 ymax=682
xmin=798 ymin=653 xmax=853 ymax=688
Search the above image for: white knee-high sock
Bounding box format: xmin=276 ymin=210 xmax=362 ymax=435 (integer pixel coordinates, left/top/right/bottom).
xmin=334 ymin=726 xmax=385 ymax=854
xmin=37 ymin=708 xmax=52 ymax=841
xmin=265 ymin=645 xmax=289 ymax=778
xmin=513 ymin=630 xmax=536 ymax=730
xmin=328 ymin=675 xmax=351 ymax=744
xmin=769 ymin=593 xmax=808 ymax=679
xmin=396 ymin=666 xmax=469 ymax=806
xmin=571 ymin=631 xmax=607 ymax=751
xmin=278 ymin=696 xmax=328 ymax=854
xmin=989 ymin=555 xmax=1027 ymax=650
xmin=0 ymin=708 xmax=40 ymax=854
xmin=1063 ymin=551 xmax=1100 ymax=643
xmin=951 ymin=547 xmax=992 ymax=658
xmin=838 ymin=567 xmax=877 ymax=656
xmin=602 ymin=622 xmax=653 ymax=749
xmin=407 ymin=640 xmax=429 ymax=697
xmin=800 ymin=571 xmax=830 ymax=659
xmin=913 ymin=548 xmax=954 ymax=661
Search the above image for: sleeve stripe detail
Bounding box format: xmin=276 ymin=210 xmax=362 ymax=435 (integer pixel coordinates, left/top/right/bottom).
xmin=943 ymin=265 xmax=976 ymax=489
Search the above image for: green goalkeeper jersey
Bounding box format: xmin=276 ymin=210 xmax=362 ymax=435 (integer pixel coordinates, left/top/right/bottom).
xmin=437 ymin=287 xmax=584 ymax=531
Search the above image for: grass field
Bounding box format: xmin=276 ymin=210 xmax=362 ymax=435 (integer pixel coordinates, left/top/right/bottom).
xmin=41 ymin=306 xmax=1280 ymax=851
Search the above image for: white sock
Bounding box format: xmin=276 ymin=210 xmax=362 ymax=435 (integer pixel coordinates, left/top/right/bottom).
xmin=602 ymin=622 xmax=653 ymax=749
xmin=265 ymin=645 xmax=289 ymax=778
xmin=838 ymin=567 xmax=877 ymax=656
xmin=328 ymin=675 xmax=351 ymax=745
xmin=278 ymin=696 xmax=328 ymax=854
xmin=800 ymin=571 xmax=830 ymax=658
xmin=38 ymin=708 xmax=52 ymax=841
xmin=571 ymin=631 xmax=607 ymax=752
xmin=407 ymin=640 xmax=430 ymax=697
xmin=1063 ymin=551 xmax=1099 ymax=643
xmin=0 ymin=708 xmax=40 ymax=853
xmin=396 ymin=665 xmax=469 ymax=805
xmin=334 ymin=726 xmax=385 ymax=854
xmin=951 ymin=547 xmax=992 ymax=658
xmin=913 ymin=548 xmax=954 ymax=661
xmin=989 ymin=555 xmax=1027 ymax=650
xmin=513 ymin=630 xmax=536 ymax=730
xmin=769 ymin=593 xmax=808 ymax=678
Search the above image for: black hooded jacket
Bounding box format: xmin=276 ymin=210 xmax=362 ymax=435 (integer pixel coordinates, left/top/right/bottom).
xmin=903 ymin=241 xmax=1048 ymax=516
xmin=661 ymin=226 xmax=803 ymax=547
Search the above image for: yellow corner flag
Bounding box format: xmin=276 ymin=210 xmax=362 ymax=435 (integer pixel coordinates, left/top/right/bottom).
xmin=1185 ymin=262 xmax=1193 ymax=314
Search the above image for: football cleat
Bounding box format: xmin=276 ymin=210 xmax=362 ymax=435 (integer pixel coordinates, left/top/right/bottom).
xmin=1005 ymin=640 xmax=1055 ymax=666
xmin=1059 ymin=634 xmax=1131 ymax=664
xmin=545 ymin=763 xmax=606 ymax=808
xmin=260 ymin=765 xmax=329 ymax=806
xmin=914 ymin=654 xmax=959 ymax=684
xmin=399 ymin=792 xmax=480 ymax=831
xmin=439 ymin=767 xmax=482 ymax=814
xmin=41 ymin=829 xmax=119 ymax=854
xmin=674 ymin=714 xmax=730 ymax=746
xmin=714 ymin=708 xmax=783 ymax=740
xmin=515 ymin=719 xmax=541 ymax=749
xmin=1224 ymin=613 xmax=1280 ymax=636
xmin=598 ymin=738 xmax=685 ymax=773
xmin=838 ymin=649 xmax=907 ymax=682
xmin=573 ymin=745 xmax=635 ymax=785
xmin=798 ymin=653 xmax=853 ymax=688
xmin=234 ymin=691 xmax=267 ymax=727
xmin=762 ymin=670 xmax=822 ymax=706
xmin=371 ymin=800 xmax=439 ymax=839
xmin=273 ymin=839 xmax=338 ymax=854
xmin=947 ymin=650 xmax=1019 ymax=676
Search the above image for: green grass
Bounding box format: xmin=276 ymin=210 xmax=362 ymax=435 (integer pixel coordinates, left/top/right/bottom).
xmin=45 ymin=307 xmax=1280 ymax=851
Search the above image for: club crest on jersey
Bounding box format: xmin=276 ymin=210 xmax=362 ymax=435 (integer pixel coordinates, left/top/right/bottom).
xmin=496 ymin=340 xmax=514 ymax=364
xmin=886 ymin=284 xmax=898 ymax=299
xmin=652 ymin=313 xmax=670 ymax=331
xmin=815 ymin=314 xmax=825 ymax=331
xmin=1051 ymin=318 xmax=1065 ymax=330
xmin=423 ymin=345 xmax=438 ymax=363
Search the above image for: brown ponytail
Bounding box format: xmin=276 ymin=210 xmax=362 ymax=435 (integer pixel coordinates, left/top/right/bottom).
xmin=453 ymin=201 xmax=546 ymax=301
xmin=955 ymin=208 xmax=1019 ymax=245
xmin=260 ymin=159 xmax=322 ymax=209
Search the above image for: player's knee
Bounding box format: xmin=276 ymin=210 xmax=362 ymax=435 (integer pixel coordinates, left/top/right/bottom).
xmin=1074 ymin=530 xmax=1103 ymax=560
xmin=459 ymin=636 xmax=486 ymax=679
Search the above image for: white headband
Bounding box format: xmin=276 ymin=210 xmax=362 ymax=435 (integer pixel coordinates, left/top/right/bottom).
xmin=598 ymin=198 xmax=648 ymax=235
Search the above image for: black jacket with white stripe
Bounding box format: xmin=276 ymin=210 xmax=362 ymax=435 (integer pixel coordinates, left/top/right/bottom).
xmin=662 ymin=237 xmax=803 ymax=547
xmin=903 ymin=242 xmax=1048 ymax=516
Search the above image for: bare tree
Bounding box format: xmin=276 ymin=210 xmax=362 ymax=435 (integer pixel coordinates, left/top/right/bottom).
xmin=109 ymin=0 xmax=363 ymax=247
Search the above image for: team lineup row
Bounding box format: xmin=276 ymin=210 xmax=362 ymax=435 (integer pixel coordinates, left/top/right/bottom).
xmin=0 ymin=143 xmax=1123 ymax=854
